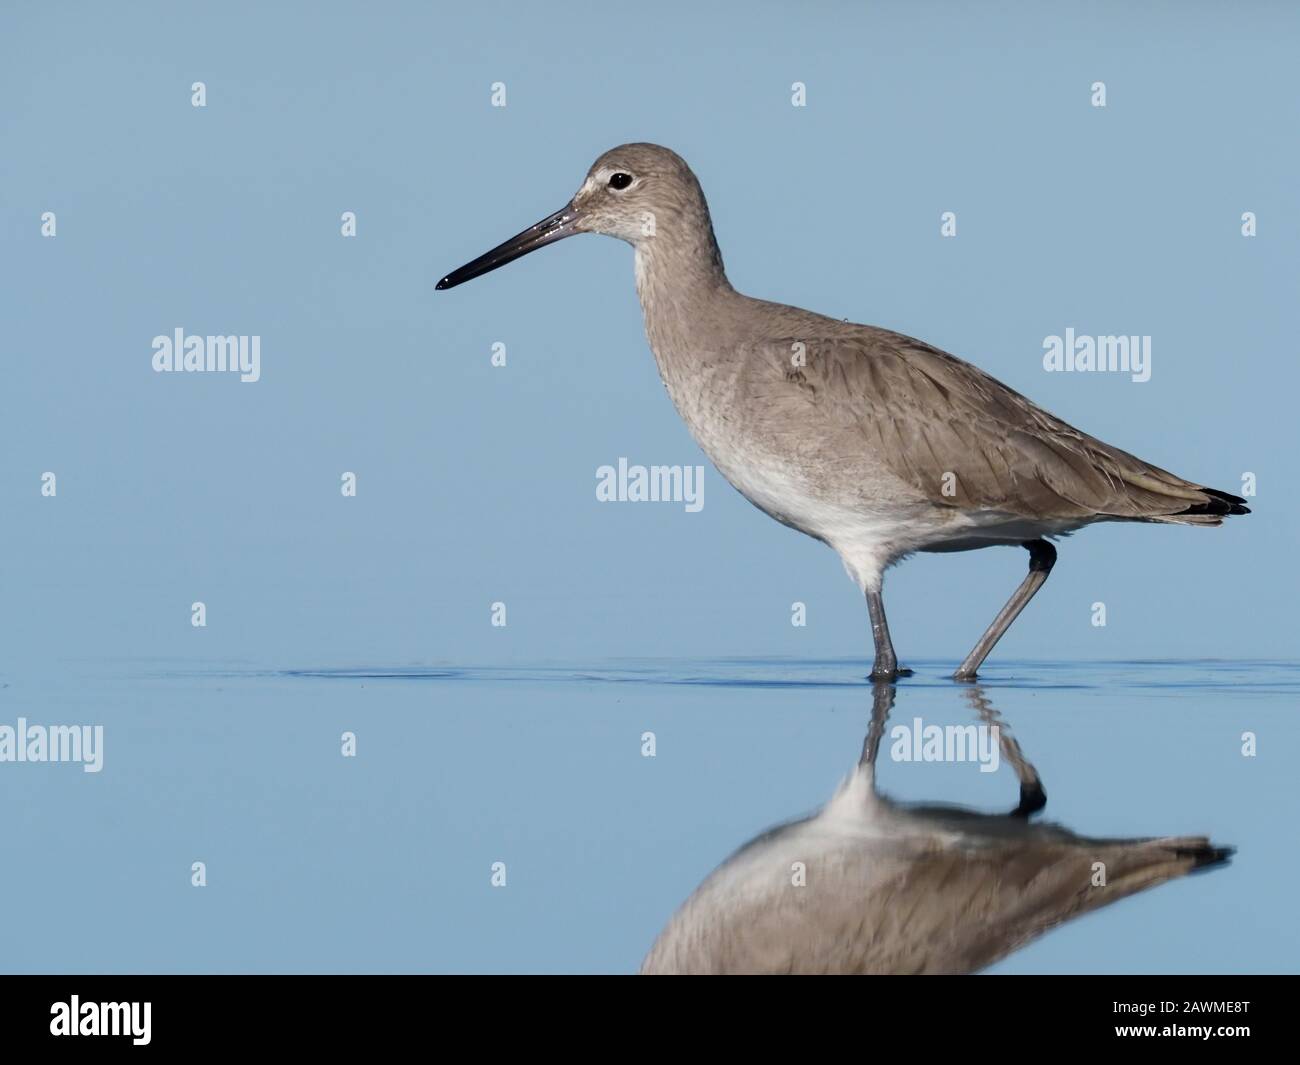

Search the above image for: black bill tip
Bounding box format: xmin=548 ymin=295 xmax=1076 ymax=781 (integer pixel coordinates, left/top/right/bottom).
xmin=436 ymin=203 xmax=579 ymax=292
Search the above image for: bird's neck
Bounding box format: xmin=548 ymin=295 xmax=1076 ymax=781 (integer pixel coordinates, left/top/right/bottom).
xmin=633 ymin=218 xmax=736 ymax=381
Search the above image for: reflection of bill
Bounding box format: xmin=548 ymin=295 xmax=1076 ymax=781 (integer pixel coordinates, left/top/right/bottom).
xmin=641 ymin=685 xmax=1231 ymax=975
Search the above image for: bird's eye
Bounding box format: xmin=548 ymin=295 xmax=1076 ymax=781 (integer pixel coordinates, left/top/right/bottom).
xmin=608 ymin=172 xmax=633 ymax=190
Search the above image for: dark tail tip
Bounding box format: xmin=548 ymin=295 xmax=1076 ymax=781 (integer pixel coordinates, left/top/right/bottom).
xmin=1179 ymin=488 xmax=1251 ymax=518
xmin=1179 ymin=843 xmax=1236 ymax=872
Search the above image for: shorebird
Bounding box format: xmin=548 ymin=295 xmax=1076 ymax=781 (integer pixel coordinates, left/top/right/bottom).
xmin=639 ymin=685 xmax=1232 ymax=974
xmin=437 ymin=144 xmax=1249 ymax=680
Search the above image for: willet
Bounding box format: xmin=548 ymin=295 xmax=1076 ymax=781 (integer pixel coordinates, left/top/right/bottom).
xmin=639 ymin=685 xmax=1232 ymax=975
xmin=437 ymin=144 xmax=1250 ymax=680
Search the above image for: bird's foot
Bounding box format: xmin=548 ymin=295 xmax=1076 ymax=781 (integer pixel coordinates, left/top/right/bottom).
xmin=869 ymin=664 xmax=914 ymax=682
xmin=1011 ymin=781 xmax=1048 ymax=818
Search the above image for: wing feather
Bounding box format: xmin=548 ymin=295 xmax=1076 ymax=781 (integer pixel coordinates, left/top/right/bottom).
xmin=775 ymin=328 xmax=1224 ymax=521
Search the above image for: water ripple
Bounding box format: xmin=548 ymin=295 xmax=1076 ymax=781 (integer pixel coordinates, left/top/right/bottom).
xmin=139 ymin=658 xmax=1300 ymax=695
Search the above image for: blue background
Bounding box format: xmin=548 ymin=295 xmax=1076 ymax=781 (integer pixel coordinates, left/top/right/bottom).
xmin=1 ymin=0 xmax=1295 ymax=973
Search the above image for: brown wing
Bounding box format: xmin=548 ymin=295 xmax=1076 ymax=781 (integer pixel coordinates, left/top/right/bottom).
xmin=782 ymin=327 xmax=1233 ymax=523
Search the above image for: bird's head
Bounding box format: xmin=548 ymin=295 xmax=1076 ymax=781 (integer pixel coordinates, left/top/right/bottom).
xmin=436 ymin=143 xmax=711 ymax=290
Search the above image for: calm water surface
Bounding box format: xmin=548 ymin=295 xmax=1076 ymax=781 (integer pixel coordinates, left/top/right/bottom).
xmin=1 ymin=659 xmax=1294 ymax=973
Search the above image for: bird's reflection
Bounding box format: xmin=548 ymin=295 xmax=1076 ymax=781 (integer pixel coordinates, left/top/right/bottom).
xmin=642 ymin=683 xmax=1232 ymax=975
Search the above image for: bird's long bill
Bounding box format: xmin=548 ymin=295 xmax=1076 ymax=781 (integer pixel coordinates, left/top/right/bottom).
xmin=436 ymin=204 xmax=580 ymax=290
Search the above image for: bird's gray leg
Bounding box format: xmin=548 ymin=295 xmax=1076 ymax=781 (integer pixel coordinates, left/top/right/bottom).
xmin=858 ymin=681 xmax=897 ymax=770
xmin=866 ymin=589 xmax=913 ymax=681
xmin=964 ymin=686 xmax=1046 ymax=816
xmin=954 ymin=540 xmax=1057 ymax=682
